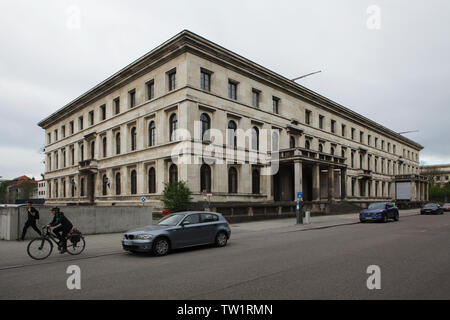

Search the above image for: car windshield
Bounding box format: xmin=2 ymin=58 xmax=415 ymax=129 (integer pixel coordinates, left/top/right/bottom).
xmin=424 ymin=204 xmax=437 ymax=208
xmin=157 ymin=214 xmax=185 ymax=226
xmin=368 ymin=203 xmax=387 ymax=210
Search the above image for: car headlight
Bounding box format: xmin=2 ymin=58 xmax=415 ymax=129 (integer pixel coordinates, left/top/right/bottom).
xmin=136 ymin=234 xmax=153 ymax=240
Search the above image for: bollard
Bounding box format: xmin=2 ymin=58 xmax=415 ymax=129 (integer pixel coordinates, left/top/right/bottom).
xmin=305 ymin=211 xmax=311 ymax=224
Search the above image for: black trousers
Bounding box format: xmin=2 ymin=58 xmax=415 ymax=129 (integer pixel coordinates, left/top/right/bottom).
xmin=21 ymin=219 xmax=41 ymax=240
xmin=53 ymin=225 xmax=72 ymax=248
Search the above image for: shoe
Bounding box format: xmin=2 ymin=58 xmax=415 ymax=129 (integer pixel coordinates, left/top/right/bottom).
xmin=59 ymin=248 xmax=66 ymax=254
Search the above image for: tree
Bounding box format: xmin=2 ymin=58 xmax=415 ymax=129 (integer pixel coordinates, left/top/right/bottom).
xmin=18 ymin=180 xmax=37 ymax=200
xmin=161 ymin=180 xmax=192 ymax=213
xmin=0 ymin=180 xmax=10 ymax=203
xmin=429 ymin=182 xmax=450 ymax=202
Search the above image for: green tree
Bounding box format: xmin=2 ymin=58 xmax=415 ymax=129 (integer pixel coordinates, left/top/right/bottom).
xmin=161 ymin=180 xmax=192 ymax=213
xmin=0 ymin=180 xmax=10 ymax=203
xmin=429 ymin=182 xmax=450 ymax=202
xmin=19 ymin=180 xmax=37 ymax=200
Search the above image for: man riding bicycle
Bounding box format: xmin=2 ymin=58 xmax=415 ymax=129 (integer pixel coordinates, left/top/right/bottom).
xmin=47 ymin=207 xmax=73 ymax=253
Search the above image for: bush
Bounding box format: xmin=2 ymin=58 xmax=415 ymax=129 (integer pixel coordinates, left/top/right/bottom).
xmin=161 ymin=181 xmax=192 ymax=213
xmin=429 ymin=182 xmax=450 ymax=202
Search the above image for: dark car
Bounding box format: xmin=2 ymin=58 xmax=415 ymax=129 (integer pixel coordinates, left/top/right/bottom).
xmin=122 ymin=211 xmax=231 ymax=256
xmin=360 ymin=202 xmax=399 ymax=223
xmin=442 ymin=203 xmax=450 ymax=212
xmin=420 ymin=203 xmax=443 ymax=215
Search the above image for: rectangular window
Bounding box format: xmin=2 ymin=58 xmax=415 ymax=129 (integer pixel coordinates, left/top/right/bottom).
xmin=79 ymin=116 xmax=84 ymax=130
xmin=89 ymin=111 xmax=94 ymax=126
xmin=129 ymin=89 xmax=136 ymax=108
xmin=228 ymin=81 xmax=237 ymax=100
xmin=341 ymin=124 xmax=346 ymax=137
xmin=368 ymin=135 xmax=371 ymax=146
xmin=305 ymin=110 xmax=311 ymax=125
xmin=272 ymin=97 xmax=279 ymax=114
xmin=382 ymin=140 xmax=385 ymax=150
xmin=61 ymin=125 xmax=65 ymax=138
xmin=69 ymin=121 xmax=74 ymax=134
xmin=168 ymin=70 xmax=176 ymax=91
xmin=146 ymin=80 xmax=154 ymax=100
xmin=252 ymin=89 xmax=260 ymax=107
xmin=351 ymin=128 xmax=355 ymax=140
xmin=47 ymin=133 xmax=51 ymax=144
xmin=114 ymin=97 xmax=120 ymax=115
xmin=100 ymin=104 xmax=106 ymax=121
xmin=375 ymin=137 xmax=378 ymax=148
xmin=331 ymin=120 xmax=336 ymax=133
xmin=200 ymin=69 xmax=211 ymax=91
xmin=319 ymin=115 xmax=324 ymax=129
xmin=54 ymin=129 xmax=58 ymax=141
xmin=360 ymin=131 xmax=364 ymax=143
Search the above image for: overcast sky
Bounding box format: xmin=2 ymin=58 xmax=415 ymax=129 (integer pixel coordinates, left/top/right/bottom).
xmin=0 ymin=0 xmax=449 ymax=180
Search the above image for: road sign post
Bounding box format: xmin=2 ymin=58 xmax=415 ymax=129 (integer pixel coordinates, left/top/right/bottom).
xmin=296 ymin=192 xmax=303 ymax=224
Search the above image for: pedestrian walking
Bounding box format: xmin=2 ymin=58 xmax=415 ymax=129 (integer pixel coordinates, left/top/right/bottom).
xmin=20 ymin=201 xmax=41 ymax=240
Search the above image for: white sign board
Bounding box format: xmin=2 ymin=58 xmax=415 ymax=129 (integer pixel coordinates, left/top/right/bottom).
xmin=396 ymin=182 xmax=411 ymax=200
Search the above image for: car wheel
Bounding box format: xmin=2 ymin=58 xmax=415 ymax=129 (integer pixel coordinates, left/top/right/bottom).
xmin=152 ymin=238 xmax=170 ymax=256
xmin=382 ymin=214 xmax=388 ymax=223
xmin=215 ymin=232 xmax=228 ymax=247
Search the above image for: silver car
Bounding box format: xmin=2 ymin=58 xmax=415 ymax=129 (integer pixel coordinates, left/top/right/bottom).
xmin=122 ymin=211 xmax=231 ymax=256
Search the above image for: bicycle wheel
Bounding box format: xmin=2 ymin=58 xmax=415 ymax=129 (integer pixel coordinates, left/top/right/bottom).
xmin=66 ymin=236 xmax=86 ymax=255
xmin=27 ymin=238 xmax=53 ymax=260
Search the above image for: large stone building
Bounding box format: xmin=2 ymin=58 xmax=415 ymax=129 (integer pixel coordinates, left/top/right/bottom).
xmin=38 ymin=30 xmax=428 ymax=210
xmin=421 ymin=164 xmax=450 ymax=186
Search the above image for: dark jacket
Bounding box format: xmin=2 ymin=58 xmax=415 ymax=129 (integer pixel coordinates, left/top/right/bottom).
xmin=26 ymin=207 xmax=39 ymax=221
xmin=49 ymin=212 xmax=73 ymax=229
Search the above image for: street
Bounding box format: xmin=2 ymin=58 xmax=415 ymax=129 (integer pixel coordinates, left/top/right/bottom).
xmin=0 ymin=211 xmax=449 ymax=299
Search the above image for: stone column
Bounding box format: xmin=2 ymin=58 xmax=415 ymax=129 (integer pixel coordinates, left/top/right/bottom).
xmin=341 ymin=168 xmax=347 ymax=200
xmin=328 ymin=165 xmax=335 ymax=202
xmin=312 ymin=164 xmax=320 ymax=201
xmin=137 ymin=162 xmax=145 ymax=195
xmin=294 ymin=161 xmax=303 ymax=200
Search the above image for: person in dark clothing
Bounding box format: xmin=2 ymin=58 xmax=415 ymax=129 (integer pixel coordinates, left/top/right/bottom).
xmin=47 ymin=207 xmax=73 ymax=253
xmin=20 ymin=201 xmax=41 ymax=240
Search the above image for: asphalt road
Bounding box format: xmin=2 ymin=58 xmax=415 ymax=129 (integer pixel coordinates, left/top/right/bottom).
xmin=1 ymin=213 xmax=449 ymax=299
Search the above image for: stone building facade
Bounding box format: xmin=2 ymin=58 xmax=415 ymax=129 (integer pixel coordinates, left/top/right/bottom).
xmin=421 ymin=164 xmax=450 ymax=186
xmin=38 ymin=30 xmax=428 ymax=209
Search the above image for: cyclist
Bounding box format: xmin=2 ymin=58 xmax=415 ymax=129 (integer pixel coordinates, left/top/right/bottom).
xmin=47 ymin=207 xmax=73 ymax=253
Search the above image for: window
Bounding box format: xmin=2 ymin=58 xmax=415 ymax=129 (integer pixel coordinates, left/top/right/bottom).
xmin=382 ymin=140 xmax=385 ymax=150
xmin=351 ymin=152 xmax=355 ymax=167
xmin=47 ymin=133 xmax=51 ymax=144
xmin=79 ymin=116 xmax=84 ymax=130
xmin=54 ymin=129 xmax=58 ymax=142
xmin=252 ymin=126 xmax=259 ymax=151
xmin=388 ymin=143 xmax=391 ymax=153
xmin=360 ymin=131 xmax=364 ymax=143
xmin=61 ymin=125 xmax=65 ymax=138
xmin=89 ymin=111 xmax=94 ymax=126
xmin=69 ymin=121 xmax=74 ymax=134
xmin=227 ymin=120 xmax=237 ymax=147
xmin=116 ymin=132 xmax=121 ymax=155
xmin=228 ymin=167 xmax=238 ymax=193
xmin=272 ymin=97 xmax=279 ymax=114
xmin=130 ymin=170 xmax=137 ymax=194
xmin=146 ymin=80 xmax=154 ymax=100
xmin=319 ymin=144 xmax=323 ymax=153
xmin=90 ymin=141 xmax=95 ymax=159
xmin=183 ymin=214 xmax=200 ymax=225
xmin=331 ymin=120 xmax=336 ymax=133
xmin=200 ymin=69 xmax=211 ymax=91
xmin=200 ymin=113 xmax=211 ymax=141
xmin=62 ymin=179 xmax=66 ymax=198
xmin=102 ymin=175 xmax=107 ymax=196
xmin=305 ymin=140 xmax=310 ymax=150
xmin=341 ymin=124 xmax=346 ymax=137
xmin=102 ymin=137 xmax=107 ymax=158
xmin=319 ymin=115 xmax=324 ymax=129
xmin=290 ymin=136 xmax=296 ymax=148
xmin=252 ymin=169 xmax=260 ymax=194
xmin=148 ymin=167 xmax=156 ymax=193
xmin=201 ymin=213 xmax=219 ymax=223
xmin=148 ymin=121 xmax=156 ymax=147
xmin=168 ymin=70 xmax=176 ymax=91
xmin=375 ymin=137 xmax=378 ymax=148
xmin=114 ymin=97 xmax=120 ymax=115
xmin=71 ymin=179 xmax=75 ymax=197
xmin=115 ymin=172 xmax=121 ymax=195
xmin=200 ymin=164 xmax=211 ymax=193
xmin=330 ymin=147 xmax=335 ymax=155
xmin=80 ymin=178 xmax=85 ymax=197
xmin=100 ymin=105 xmax=106 ymax=121
xmin=228 ymin=81 xmax=237 ymax=100
xmin=272 ymin=131 xmax=279 ymax=152
xmin=130 ymin=127 xmax=137 ymax=151
xmin=305 ymin=110 xmax=311 ymax=125
xmin=368 ymin=135 xmax=371 ymax=146
xmin=252 ymin=89 xmax=260 ymax=107
xmin=71 ymin=147 xmax=74 ymax=166
xmin=55 ymin=152 xmax=58 ymax=169
xmin=80 ymin=144 xmax=84 ymax=161
xmin=129 ymin=89 xmax=136 ymax=108
xmin=62 ymin=150 xmax=66 ymax=167
xmin=169 ymin=113 xmax=177 ymax=141
xmin=351 ymin=128 xmax=355 ymax=140
xmin=169 ymin=164 xmax=178 ymax=184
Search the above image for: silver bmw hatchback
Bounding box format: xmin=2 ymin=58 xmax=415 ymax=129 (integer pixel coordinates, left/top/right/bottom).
xmin=122 ymin=211 xmax=231 ymax=256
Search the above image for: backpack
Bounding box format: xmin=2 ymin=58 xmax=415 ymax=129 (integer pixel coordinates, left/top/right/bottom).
xmin=69 ymin=228 xmax=82 ymax=243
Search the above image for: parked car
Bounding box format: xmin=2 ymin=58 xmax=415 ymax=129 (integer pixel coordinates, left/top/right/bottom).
xmin=420 ymin=203 xmax=444 ymax=215
xmin=360 ymin=202 xmax=399 ymax=223
xmin=442 ymin=203 xmax=450 ymax=212
xmin=122 ymin=211 xmax=231 ymax=256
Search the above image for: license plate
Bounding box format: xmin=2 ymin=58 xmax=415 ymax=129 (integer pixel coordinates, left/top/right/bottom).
xmin=123 ymin=240 xmax=132 ymax=245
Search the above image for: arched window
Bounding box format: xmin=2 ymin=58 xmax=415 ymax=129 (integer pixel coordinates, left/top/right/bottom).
xmin=228 ymin=167 xmax=238 ymax=193
xmin=116 ymin=132 xmax=121 ymax=155
xmin=115 ymin=172 xmax=121 ymax=195
xmin=130 ymin=170 xmax=137 ymax=194
xmin=272 ymin=131 xmax=279 ymax=152
xmin=91 ymin=141 xmax=95 ymax=159
xmin=169 ymin=164 xmax=178 ymax=184
xmin=252 ymin=169 xmax=260 ymax=194
xmin=80 ymin=178 xmax=85 ymax=197
xmin=305 ymin=140 xmax=310 ymax=150
xmin=148 ymin=121 xmax=155 ymax=147
xmin=131 ymin=127 xmax=137 ymax=151
xmin=148 ymin=167 xmax=156 ymax=193
xmin=319 ymin=144 xmax=323 ymax=153
xmin=290 ymin=136 xmax=296 ymax=149
xmin=227 ymin=120 xmax=237 ymax=147
xmin=200 ymin=164 xmax=211 ymax=192
xmin=80 ymin=144 xmax=84 ymax=161
xmin=252 ymin=126 xmax=259 ymax=151
xmin=169 ymin=113 xmax=177 ymax=141
xmin=200 ymin=113 xmax=211 ymax=141
xmin=102 ymin=174 xmax=107 ymax=196
xmin=102 ymin=137 xmax=107 ymax=158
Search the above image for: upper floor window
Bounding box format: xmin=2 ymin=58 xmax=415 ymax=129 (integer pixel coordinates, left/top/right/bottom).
xmin=360 ymin=131 xmax=364 ymax=143
xmin=289 ymin=136 xmax=296 ymax=149
xmin=102 ymin=137 xmax=107 ymax=158
xmin=305 ymin=110 xmax=311 ymax=125
xmin=114 ymin=97 xmax=120 ymax=115
xmin=228 ymin=167 xmax=238 ymax=193
xmin=252 ymin=126 xmax=259 ymax=151
xmin=79 ymin=116 xmax=84 ymax=130
xmin=47 ymin=133 xmax=51 ymax=144
xmin=200 ymin=164 xmax=211 ymax=193
xmin=129 ymin=89 xmax=136 ymax=108
xmin=168 ymin=69 xmax=176 ymax=91
xmin=200 ymin=69 xmax=211 ymax=91
xmin=341 ymin=124 xmax=346 ymax=137
xmin=272 ymin=97 xmax=279 ymax=114
xmin=319 ymin=115 xmax=324 ymax=129
xmin=227 ymin=120 xmax=237 ymax=148
xmin=169 ymin=164 xmax=178 ymax=184
xmin=116 ymin=132 xmax=121 ymax=155
xmin=115 ymin=172 xmax=121 ymax=195
xmin=100 ymin=104 xmax=106 ymax=121
xmin=61 ymin=125 xmax=65 ymax=138
xmin=228 ymin=80 xmax=237 ymax=100
xmin=89 ymin=111 xmax=94 ymax=126
xmin=305 ymin=140 xmax=310 ymax=150
xmin=382 ymin=140 xmax=385 ymax=150
xmin=146 ymin=80 xmax=155 ymax=100
xmin=368 ymin=135 xmax=372 ymax=146
xmin=169 ymin=113 xmax=178 ymax=141
xmin=130 ymin=127 xmax=137 ymax=151
xmin=54 ymin=129 xmax=58 ymax=142
xmin=252 ymin=89 xmax=260 ymax=108
xmin=69 ymin=121 xmax=74 ymax=134
xmin=130 ymin=170 xmax=137 ymax=195
xmin=331 ymin=120 xmax=336 ymax=133
xmin=200 ymin=113 xmax=211 ymax=141
xmin=148 ymin=167 xmax=156 ymax=193
xmin=351 ymin=128 xmax=355 ymax=140
xmin=148 ymin=121 xmax=156 ymax=147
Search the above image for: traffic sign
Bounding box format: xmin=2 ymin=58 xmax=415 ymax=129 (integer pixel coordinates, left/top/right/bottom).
xmin=297 ymin=192 xmax=303 ymax=199
xmin=141 ymin=196 xmax=147 ymax=203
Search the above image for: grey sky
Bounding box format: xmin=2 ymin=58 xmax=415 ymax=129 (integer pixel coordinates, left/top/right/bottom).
xmin=1 ymin=0 xmax=449 ymax=180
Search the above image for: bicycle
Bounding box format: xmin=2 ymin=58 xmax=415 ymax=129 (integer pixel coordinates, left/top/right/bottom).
xmin=27 ymin=226 xmax=86 ymax=260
